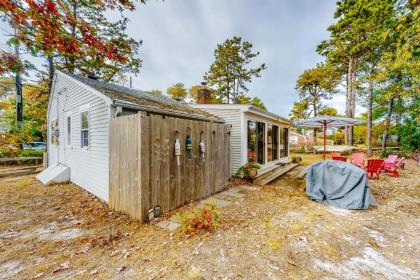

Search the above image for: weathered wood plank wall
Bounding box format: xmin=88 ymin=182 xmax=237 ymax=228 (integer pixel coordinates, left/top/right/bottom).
xmin=109 ymin=112 xmax=230 ymax=221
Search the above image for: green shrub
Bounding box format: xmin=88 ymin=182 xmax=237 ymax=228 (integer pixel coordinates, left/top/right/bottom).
xmin=20 ymin=149 xmax=45 ymax=157
xmin=380 ymin=150 xmax=391 ymax=158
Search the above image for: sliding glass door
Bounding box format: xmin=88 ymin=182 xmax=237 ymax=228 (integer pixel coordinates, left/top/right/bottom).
xmin=247 ymin=121 xmax=265 ymax=164
xmin=257 ymin=122 xmax=265 ymax=164
xmin=280 ymin=127 xmax=289 ymax=158
xmin=283 ymin=128 xmax=289 ymax=157
xmin=247 ymin=121 xmax=257 ymax=163
xmin=267 ymin=125 xmax=279 ymax=162
xmin=273 ymin=125 xmax=279 ymax=160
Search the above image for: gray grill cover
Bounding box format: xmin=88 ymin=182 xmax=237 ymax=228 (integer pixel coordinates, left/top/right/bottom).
xmin=306 ymin=160 xmax=371 ymax=209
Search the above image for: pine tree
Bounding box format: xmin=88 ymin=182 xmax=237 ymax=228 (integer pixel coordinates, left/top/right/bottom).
xmin=203 ymin=36 xmax=266 ymax=104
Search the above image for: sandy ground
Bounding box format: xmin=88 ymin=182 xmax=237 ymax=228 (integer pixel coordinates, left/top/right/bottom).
xmin=0 ymin=155 xmax=419 ymax=279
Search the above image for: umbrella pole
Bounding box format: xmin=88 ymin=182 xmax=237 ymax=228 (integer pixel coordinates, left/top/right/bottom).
xmin=323 ymin=121 xmax=327 ymax=160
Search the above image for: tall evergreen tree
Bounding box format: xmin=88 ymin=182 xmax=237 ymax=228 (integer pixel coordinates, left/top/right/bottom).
xmin=203 ymin=36 xmax=266 ymax=104
xmin=295 ymin=63 xmax=338 ymax=144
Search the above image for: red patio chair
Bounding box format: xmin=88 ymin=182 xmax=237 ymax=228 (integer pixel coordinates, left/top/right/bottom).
xmin=382 ymin=156 xmax=404 ymax=177
xmin=383 ymin=163 xmax=399 ymax=177
xmin=332 ymin=156 xmax=347 ymax=162
xmin=395 ymin=157 xmax=405 ymax=169
xmin=364 ymin=159 xmax=384 ymax=179
xmin=330 ymin=152 xmax=341 ymax=158
xmin=384 ymin=154 xmax=398 ymax=165
xmin=351 ymin=153 xmax=365 ymax=168
xmin=382 ymin=154 xmax=399 ymax=172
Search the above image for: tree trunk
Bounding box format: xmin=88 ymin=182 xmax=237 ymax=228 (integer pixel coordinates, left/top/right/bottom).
xmin=348 ymin=59 xmax=357 ymax=146
xmin=14 ymin=28 xmax=23 ymax=128
xmin=345 ymin=57 xmax=353 ymax=145
xmin=48 ymin=56 xmax=54 ymax=96
xmin=313 ymin=102 xmax=317 ymax=146
xmin=69 ymin=2 xmax=77 ymax=73
xmin=367 ymin=81 xmax=373 ymax=157
xmin=381 ymin=96 xmax=394 ymax=152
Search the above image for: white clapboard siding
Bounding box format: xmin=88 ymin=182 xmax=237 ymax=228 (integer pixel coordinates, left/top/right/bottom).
xmin=47 ymin=72 xmax=110 ymax=202
xmin=192 ymin=108 xmax=242 ymax=175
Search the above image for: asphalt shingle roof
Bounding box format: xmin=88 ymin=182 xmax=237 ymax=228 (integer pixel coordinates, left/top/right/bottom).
xmin=65 ymin=72 xmax=224 ymax=123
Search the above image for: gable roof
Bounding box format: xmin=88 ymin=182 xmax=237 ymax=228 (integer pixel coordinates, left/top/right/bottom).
xmin=60 ymin=71 xmax=224 ymax=123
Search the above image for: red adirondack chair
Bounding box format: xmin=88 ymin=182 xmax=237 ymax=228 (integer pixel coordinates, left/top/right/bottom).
xmin=330 ymin=152 xmax=341 ymax=158
xmin=395 ymin=157 xmax=405 ymax=169
xmin=382 ymin=155 xmax=400 ymax=176
xmin=351 ymin=153 xmax=365 ymax=168
xmin=382 ymin=156 xmax=404 ymax=177
xmin=383 ymin=154 xmax=398 ymax=166
xmin=364 ymin=159 xmax=384 ymax=179
xmin=332 ymin=156 xmax=347 ymax=162
xmin=383 ymin=164 xmax=399 ymax=177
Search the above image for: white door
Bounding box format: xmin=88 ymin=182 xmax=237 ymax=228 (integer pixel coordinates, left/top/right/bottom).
xmin=63 ymin=113 xmax=72 ymax=166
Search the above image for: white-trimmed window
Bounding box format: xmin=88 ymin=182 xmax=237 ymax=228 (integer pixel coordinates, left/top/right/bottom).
xmin=80 ymin=111 xmax=89 ymax=148
xmin=66 ymin=115 xmax=71 ymax=146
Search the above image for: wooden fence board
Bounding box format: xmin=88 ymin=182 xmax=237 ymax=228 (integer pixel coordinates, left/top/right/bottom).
xmin=110 ymin=112 xmax=230 ymax=222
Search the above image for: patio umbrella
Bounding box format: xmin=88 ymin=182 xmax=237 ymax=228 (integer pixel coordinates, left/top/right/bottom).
xmin=294 ymin=115 xmax=366 ymax=160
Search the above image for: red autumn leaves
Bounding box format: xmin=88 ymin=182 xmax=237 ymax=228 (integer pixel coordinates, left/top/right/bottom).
xmin=0 ymin=0 xmax=135 ymax=73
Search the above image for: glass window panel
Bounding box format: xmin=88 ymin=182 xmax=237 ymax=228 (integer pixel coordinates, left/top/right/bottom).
xmin=273 ymin=125 xmax=279 ymax=160
xmin=67 ymin=116 xmax=71 ymax=145
xmin=257 ymin=122 xmax=265 ymax=164
xmin=280 ymin=128 xmax=284 ymax=157
xmin=81 ymin=111 xmax=89 ymax=147
xmin=267 ymin=125 xmax=273 ymax=162
xmin=247 ymin=121 xmax=257 ymax=162
xmin=81 ymin=112 xmax=89 ymax=129
xmin=283 ymin=128 xmax=289 ymax=157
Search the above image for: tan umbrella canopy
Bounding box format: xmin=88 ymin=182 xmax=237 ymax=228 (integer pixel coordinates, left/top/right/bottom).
xmin=294 ymin=115 xmax=366 ymax=160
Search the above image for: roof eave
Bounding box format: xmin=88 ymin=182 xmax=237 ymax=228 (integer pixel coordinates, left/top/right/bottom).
xmin=113 ymin=99 xmax=225 ymax=123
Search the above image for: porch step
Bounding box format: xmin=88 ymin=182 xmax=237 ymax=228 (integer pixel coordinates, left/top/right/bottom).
xmin=254 ymin=163 xmax=299 ymax=186
xmin=36 ymin=164 xmax=70 ymax=185
xmin=255 ymin=158 xmax=292 ymax=178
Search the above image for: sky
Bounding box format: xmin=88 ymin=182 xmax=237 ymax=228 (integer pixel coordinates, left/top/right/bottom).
xmin=1 ymin=0 xmax=363 ymax=116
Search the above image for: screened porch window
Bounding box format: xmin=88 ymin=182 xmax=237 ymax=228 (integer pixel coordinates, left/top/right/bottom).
xmin=81 ymin=111 xmax=89 ymax=148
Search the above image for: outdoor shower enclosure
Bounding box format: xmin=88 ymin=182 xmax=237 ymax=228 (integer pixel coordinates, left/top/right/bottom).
xmin=109 ymin=112 xmax=231 ymax=221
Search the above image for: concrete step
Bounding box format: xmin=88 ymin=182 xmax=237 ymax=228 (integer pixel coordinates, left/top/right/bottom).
xmin=254 ymin=163 xmax=299 ymax=185
xmin=36 ymin=164 xmax=70 ymax=185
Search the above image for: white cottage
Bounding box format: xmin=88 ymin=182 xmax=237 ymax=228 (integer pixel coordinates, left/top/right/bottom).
xmin=190 ymin=103 xmax=292 ymax=175
xmin=37 ymin=71 xmax=224 ymax=203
